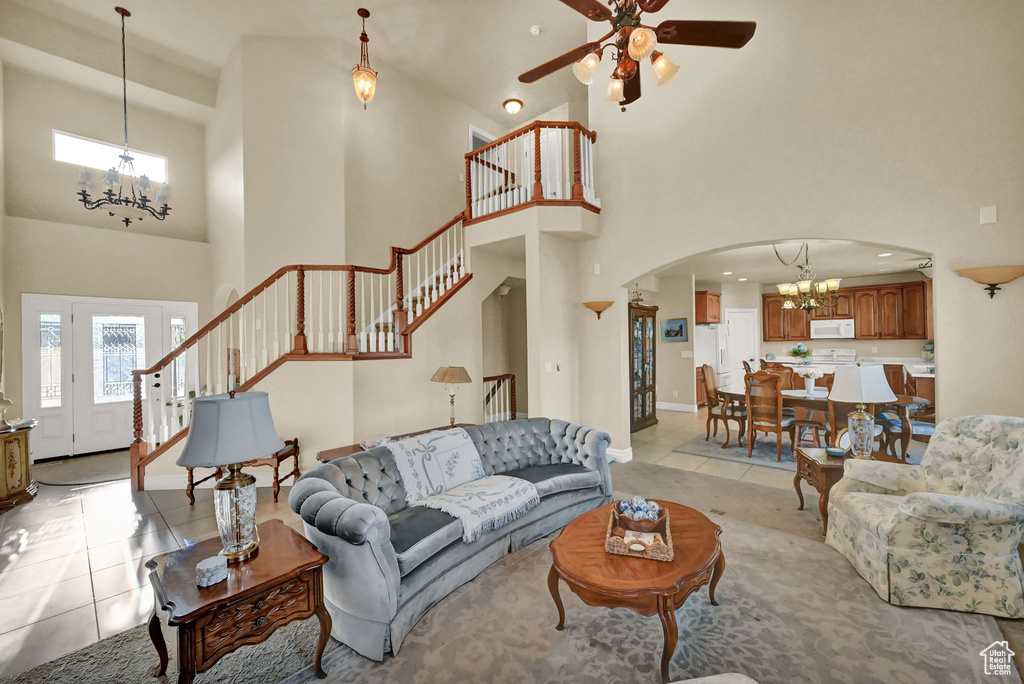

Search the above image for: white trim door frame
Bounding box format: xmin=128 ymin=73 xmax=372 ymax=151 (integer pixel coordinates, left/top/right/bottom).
xmin=22 ymin=294 xmax=199 ymax=461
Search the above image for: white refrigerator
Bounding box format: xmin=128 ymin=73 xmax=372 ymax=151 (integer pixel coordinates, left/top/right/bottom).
xmin=694 ymin=324 xmax=731 ymax=390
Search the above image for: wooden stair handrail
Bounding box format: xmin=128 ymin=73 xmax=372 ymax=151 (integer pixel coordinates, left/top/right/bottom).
xmin=134 ymin=211 xmax=466 ymax=376
xmin=483 ymin=373 xmax=516 ymax=418
xmin=466 ymin=120 xmax=596 ymax=159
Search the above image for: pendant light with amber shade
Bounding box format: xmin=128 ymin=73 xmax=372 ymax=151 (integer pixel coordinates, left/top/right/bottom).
xmin=352 ymin=9 xmax=377 ymax=109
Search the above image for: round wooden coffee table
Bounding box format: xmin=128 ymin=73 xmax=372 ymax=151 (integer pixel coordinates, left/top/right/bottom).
xmin=548 ymin=501 xmax=724 ymax=683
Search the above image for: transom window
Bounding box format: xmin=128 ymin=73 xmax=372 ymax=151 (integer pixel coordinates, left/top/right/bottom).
xmin=52 ymin=130 xmax=168 ymax=183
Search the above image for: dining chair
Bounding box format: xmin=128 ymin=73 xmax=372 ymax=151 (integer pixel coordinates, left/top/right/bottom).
xmin=876 ymin=406 xmax=936 ymax=460
xmin=703 ymin=364 xmax=746 ymax=448
xmin=744 ymin=371 xmax=796 ymax=462
xmin=826 ymin=398 xmax=883 ymax=450
xmin=764 ymin=366 xmax=795 ymax=391
xmin=742 ymin=360 xmax=753 ymax=373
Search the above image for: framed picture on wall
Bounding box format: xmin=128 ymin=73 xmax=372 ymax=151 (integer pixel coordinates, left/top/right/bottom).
xmin=659 ymin=318 xmax=688 ymax=342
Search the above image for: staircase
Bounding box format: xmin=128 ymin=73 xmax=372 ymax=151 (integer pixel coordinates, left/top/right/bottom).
xmin=130 ymin=120 xmax=600 ymax=490
xmin=129 ymin=213 xmax=470 ymax=489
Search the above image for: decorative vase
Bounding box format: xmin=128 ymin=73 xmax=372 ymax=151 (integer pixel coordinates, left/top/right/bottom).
xmin=803 ymin=358 xmax=812 ymax=365
xmin=804 ymin=377 xmax=816 ymax=394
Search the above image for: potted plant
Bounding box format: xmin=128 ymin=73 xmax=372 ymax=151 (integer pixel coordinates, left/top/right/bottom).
xmin=795 ymin=367 xmax=824 ymax=393
xmin=790 ymin=343 xmax=810 ymax=364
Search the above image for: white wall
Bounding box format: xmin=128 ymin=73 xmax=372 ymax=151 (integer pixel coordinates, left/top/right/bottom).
xmin=646 ymin=277 xmax=697 ymax=408
xmin=3 ymin=66 xmax=206 ymax=242
xmin=579 ymin=0 xmax=1024 ymax=449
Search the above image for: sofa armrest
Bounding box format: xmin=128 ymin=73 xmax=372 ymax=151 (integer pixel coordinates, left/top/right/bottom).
xmin=289 ymin=477 xmax=391 ymax=545
xmin=551 ymin=419 xmax=612 ymax=496
xmin=839 ymin=459 xmax=925 ymax=495
xmin=899 ymin=492 xmax=1024 ymax=525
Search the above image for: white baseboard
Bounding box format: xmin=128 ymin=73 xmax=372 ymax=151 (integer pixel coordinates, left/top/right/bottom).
xmin=606 ymin=447 xmax=633 ymax=463
xmin=656 ymin=402 xmax=698 ymax=413
xmin=144 ymin=471 xmax=280 ymax=491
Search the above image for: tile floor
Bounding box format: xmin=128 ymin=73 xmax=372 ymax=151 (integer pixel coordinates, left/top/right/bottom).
xmin=0 ymin=479 xmax=298 ymax=677
xmin=630 ymin=408 xmax=799 ymax=490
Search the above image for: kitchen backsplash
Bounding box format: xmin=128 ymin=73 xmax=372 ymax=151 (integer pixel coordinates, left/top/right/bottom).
xmin=761 ymin=339 xmax=929 ymax=360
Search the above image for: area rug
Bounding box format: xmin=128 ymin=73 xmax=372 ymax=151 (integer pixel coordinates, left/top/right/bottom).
xmin=32 ymin=450 xmax=129 ymax=486
xmin=675 ymin=434 xmax=925 ymax=472
xmin=4 ymin=516 xmax=1012 ymax=684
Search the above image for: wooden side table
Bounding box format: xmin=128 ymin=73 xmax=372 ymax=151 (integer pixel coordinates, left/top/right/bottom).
xmin=548 ymin=501 xmax=724 ymax=683
xmin=794 ymin=447 xmax=898 ymax=535
xmin=146 ymin=519 xmax=331 ymax=684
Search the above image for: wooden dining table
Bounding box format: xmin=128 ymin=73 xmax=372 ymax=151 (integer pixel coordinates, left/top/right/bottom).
xmin=718 ymin=385 xmax=932 ymax=460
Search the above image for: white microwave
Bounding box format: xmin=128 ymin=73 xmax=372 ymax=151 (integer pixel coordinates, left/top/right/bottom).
xmin=810 ymin=319 xmax=855 ymax=339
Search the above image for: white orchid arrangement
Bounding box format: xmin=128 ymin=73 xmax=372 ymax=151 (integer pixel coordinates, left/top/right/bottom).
xmin=795 ymin=367 xmax=824 ymax=379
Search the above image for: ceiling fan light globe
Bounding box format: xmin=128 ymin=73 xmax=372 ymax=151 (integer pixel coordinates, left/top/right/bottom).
xmin=605 ymin=77 xmax=624 ymax=102
xmin=627 ymin=27 xmax=657 ymax=61
xmin=651 ymin=52 xmax=680 ymax=86
xmin=572 ymin=51 xmax=602 ymax=85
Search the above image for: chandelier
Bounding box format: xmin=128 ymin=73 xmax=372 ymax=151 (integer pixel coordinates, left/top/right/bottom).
xmin=352 ymin=8 xmax=377 ymax=109
xmin=773 ymin=243 xmax=841 ymax=310
xmin=76 ymin=8 xmax=170 ymax=228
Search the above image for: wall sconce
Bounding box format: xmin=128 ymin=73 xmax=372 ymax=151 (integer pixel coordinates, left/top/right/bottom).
xmin=583 ymin=301 xmax=614 ymax=319
xmin=955 ymin=266 xmax=1024 ymax=298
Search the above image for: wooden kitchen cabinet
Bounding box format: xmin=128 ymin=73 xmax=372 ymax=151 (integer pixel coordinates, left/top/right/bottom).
xmin=762 ymin=295 xmax=809 ymax=341
xmin=878 ymin=287 xmax=903 ymax=339
xmin=810 ymin=292 xmax=854 ymax=319
xmin=924 ymin=279 xmax=934 ymax=340
xmin=854 ymin=290 xmax=879 ymax=339
xmin=695 ymin=291 xmax=721 ymax=324
xmin=696 ymin=366 xmax=707 ymax=407
xmin=902 ymin=282 xmax=927 ymax=339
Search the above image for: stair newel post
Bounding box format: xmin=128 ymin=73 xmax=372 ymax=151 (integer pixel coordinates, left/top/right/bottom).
xmin=532 ymin=124 xmax=544 ymax=201
xmin=571 ymin=126 xmax=584 ymax=201
xmin=394 ymin=249 xmax=408 ymax=350
xmin=464 ymin=156 xmax=473 ymax=220
xmin=293 ymin=266 xmax=308 ymax=354
xmin=130 ymin=372 xmax=148 ymax=491
xmin=510 ymin=374 xmax=517 ymax=419
xmin=345 ymin=270 xmax=359 ymax=354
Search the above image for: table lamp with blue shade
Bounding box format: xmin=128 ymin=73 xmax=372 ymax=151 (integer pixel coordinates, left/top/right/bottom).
xmin=176 ymin=391 xmax=284 ymax=562
xmin=828 ymin=365 xmax=897 ymax=459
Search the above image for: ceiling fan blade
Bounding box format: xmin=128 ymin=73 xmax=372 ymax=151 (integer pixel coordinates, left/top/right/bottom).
xmin=621 ymin=70 xmax=641 ymax=106
xmin=655 ymin=20 xmax=757 ymax=49
xmin=518 ymin=31 xmax=613 ymax=83
xmin=636 ymin=0 xmax=673 ymax=12
xmin=557 ymin=0 xmax=613 ymax=22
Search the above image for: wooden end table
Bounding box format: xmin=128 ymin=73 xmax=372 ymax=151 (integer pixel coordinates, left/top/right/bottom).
xmin=548 ymin=501 xmax=724 ymax=683
xmin=146 ymin=519 xmax=331 ymax=684
xmin=794 ymin=447 xmax=899 ymax=536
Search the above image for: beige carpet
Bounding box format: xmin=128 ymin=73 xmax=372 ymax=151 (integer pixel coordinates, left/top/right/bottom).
xmin=32 ymin=450 xmax=129 ymax=486
xmin=1 ymin=510 xmax=1011 ymax=684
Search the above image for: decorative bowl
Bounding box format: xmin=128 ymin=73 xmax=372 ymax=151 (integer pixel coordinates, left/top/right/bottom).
xmin=825 ymin=447 xmax=846 ymax=458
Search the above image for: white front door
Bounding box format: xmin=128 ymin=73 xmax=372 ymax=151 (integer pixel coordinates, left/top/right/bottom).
xmin=71 ymin=302 xmax=162 ymax=454
xmin=725 ymin=308 xmax=759 ymax=378
xmin=22 ymin=294 xmax=198 ymax=461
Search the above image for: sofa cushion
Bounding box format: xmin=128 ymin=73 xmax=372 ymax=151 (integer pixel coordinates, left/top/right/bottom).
xmin=502 ymin=463 xmax=601 ymax=498
xmin=831 ymin=492 xmax=904 ymax=538
xmin=388 ymin=506 xmax=461 ymax=577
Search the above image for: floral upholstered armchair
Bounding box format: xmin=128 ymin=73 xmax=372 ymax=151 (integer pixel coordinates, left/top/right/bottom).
xmin=826 ymin=415 xmax=1024 ymax=617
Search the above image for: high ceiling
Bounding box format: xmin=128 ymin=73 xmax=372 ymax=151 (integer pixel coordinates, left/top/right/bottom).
xmin=656 ymin=240 xmax=931 ymax=285
xmin=15 ymin=0 xmax=589 ymax=125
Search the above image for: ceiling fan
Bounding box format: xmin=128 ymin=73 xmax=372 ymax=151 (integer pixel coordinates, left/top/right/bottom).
xmin=518 ymin=0 xmax=756 ymax=110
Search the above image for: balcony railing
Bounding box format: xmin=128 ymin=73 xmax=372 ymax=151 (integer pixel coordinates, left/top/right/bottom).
xmin=465 ymin=121 xmax=599 ymax=224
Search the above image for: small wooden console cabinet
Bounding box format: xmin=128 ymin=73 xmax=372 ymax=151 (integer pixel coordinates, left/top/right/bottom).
xmin=0 ymin=421 xmax=37 ymax=512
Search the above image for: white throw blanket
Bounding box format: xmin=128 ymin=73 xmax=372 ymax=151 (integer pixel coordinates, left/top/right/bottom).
xmin=384 ymin=428 xmax=485 ymax=504
xmin=415 ymin=475 xmax=540 ymax=543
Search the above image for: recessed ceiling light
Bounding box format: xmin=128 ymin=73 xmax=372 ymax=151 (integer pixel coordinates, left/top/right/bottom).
xmin=878 ymin=253 xmax=893 ymax=257
xmin=738 ymin=278 xmax=748 ymax=282
xmin=722 ymin=271 xmax=733 ymax=275
xmin=503 ymin=98 xmax=523 ymax=114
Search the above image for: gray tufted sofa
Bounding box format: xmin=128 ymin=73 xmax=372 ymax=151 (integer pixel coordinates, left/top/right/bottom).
xmin=289 ymin=417 xmax=612 ymax=660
